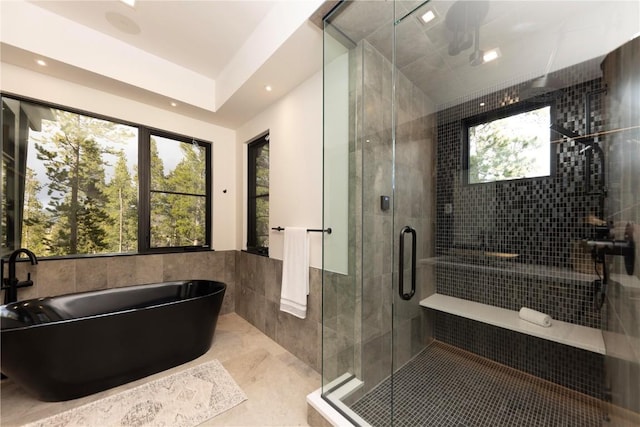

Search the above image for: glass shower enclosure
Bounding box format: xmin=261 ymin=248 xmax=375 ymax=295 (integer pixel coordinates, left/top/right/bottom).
xmin=322 ymin=1 xmax=640 ymax=426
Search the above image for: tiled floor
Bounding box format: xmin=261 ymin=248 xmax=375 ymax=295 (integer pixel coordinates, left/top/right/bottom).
xmin=0 ymin=313 xmax=320 ymax=427
xmin=351 ymin=342 xmax=604 ymax=427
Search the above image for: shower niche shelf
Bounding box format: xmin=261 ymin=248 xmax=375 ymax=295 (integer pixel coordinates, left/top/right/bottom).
xmin=420 ymin=293 xmax=605 ymax=355
xmin=419 ymin=256 xmax=598 ymax=282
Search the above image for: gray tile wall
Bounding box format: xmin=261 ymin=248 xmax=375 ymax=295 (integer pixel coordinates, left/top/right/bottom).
xmin=358 ymin=39 xmax=394 ymax=393
xmin=392 ymin=42 xmax=437 ymax=373
xmin=322 ymin=266 xmax=358 ymax=384
xmin=3 ymin=250 xmax=236 ymax=315
xmin=234 ymin=251 xmax=323 ymax=372
xmin=349 ymin=39 xmax=436 ymax=397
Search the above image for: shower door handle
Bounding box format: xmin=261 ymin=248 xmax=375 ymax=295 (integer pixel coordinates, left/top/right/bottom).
xmin=399 ymin=226 xmax=416 ymax=301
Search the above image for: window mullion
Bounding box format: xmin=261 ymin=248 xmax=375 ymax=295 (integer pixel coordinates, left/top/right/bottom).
xmin=138 ymin=127 xmax=151 ymax=252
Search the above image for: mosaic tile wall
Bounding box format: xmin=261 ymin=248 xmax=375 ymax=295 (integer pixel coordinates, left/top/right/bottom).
xmin=436 ymin=77 xmax=605 ymax=273
xmin=435 ymin=263 xmax=601 ymax=327
xmin=434 ymin=312 xmax=604 ymax=398
xmin=433 ymin=70 xmax=609 ymax=395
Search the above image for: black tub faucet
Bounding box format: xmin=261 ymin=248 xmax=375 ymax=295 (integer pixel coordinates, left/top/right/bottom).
xmin=2 ymin=248 xmax=38 ymax=305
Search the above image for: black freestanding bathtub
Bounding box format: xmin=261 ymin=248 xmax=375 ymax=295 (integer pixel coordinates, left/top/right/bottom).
xmin=0 ymin=280 xmax=226 ymax=401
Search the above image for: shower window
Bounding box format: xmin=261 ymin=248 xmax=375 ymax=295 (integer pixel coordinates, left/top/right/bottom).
xmin=246 ymin=132 xmax=269 ymax=255
xmin=1 ymin=94 xmax=212 ymax=258
xmin=463 ymin=103 xmax=554 ymax=184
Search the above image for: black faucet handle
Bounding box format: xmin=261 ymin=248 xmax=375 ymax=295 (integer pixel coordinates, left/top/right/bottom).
xmin=16 ymin=273 xmax=34 ymax=289
xmin=594 ymin=224 xmax=612 ymax=240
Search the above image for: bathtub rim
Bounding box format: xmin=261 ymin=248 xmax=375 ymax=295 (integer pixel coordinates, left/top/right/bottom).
xmin=0 ymin=280 xmax=226 ymax=332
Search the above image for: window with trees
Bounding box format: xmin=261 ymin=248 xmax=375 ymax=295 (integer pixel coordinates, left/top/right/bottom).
xmin=464 ymin=104 xmax=553 ymax=184
xmin=1 ymin=94 xmax=211 ymax=258
xmin=146 ymin=132 xmax=209 ymax=249
xmin=247 ymin=133 xmax=269 ymax=255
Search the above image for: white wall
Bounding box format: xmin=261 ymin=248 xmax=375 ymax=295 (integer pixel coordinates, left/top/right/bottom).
xmin=236 ymin=71 xmax=323 ymax=269
xmin=1 ymin=63 xmax=238 ymax=250
xmin=1 ymin=0 xmax=215 ymax=112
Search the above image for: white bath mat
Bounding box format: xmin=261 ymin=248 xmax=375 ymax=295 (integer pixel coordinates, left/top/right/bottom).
xmin=24 ymin=360 xmax=247 ymax=427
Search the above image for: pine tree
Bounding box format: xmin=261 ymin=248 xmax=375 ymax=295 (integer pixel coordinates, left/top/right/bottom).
xmin=104 ymin=151 xmax=138 ymax=252
xmin=34 ymin=111 xmax=121 ymax=255
xmin=149 ymin=138 xmax=171 ymax=247
xmin=165 ymin=143 xmax=206 ymax=246
xmin=254 ymin=144 xmax=269 ymax=247
xmin=77 ymin=138 xmax=111 ymax=254
xmin=468 ymin=107 xmax=547 ymax=183
xmin=21 ymin=168 xmax=52 ymax=255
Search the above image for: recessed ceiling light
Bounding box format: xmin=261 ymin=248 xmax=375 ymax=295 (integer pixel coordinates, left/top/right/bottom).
xmin=120 ymin=0 xmax=136 ymax=7
xmin=36 ymin=59 xmax=47 ymax=66
xmin=483 ymin=48 xmax=502 ymax=63
xmin=105 ymin=11 xmax=140 ymax=34
xmin=420 ymin=10 xmax=436 ymax=24
xmin=170 ymin=102 xmax=177 ymax=107
xmin=265 ymin=85 xmax=273 ymax=92
xmin=480 ymin=102 xmax=486 ymax=107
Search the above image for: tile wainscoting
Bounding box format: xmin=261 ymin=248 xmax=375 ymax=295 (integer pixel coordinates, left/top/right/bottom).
xmin=235 ymin=251 xmax=323 ymax=372
xmin=2 ymin=251 xmax=237 ymax=315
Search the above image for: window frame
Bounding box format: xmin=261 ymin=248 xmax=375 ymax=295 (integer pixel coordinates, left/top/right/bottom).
xmin=462 ymin=101 xmax=557 ymax=185
xmin=0 ymin=92 xmax=213 ymax=258
xmin=246 ymin=132 xmax=269 ymax=256
xmin=139 ymin=127 xmax=212 ymax=253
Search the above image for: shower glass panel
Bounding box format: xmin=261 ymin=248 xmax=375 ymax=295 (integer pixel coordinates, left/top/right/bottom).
xmin=323 ymin=0 xmax=640 ymax=425
xmin=322 ymin=1 xmax=395 ymax=423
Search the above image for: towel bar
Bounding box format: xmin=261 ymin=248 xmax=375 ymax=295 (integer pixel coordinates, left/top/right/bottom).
xmin=271 ymin=226 xmax=332 ymax=234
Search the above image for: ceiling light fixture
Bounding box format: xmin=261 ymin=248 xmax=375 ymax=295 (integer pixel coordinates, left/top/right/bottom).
xmin=420 ymin=10 xmax=436 ymax=24
xmin=105 ymin=12 xmax=140 ymax=34
xmin=483 ymin=48 xmax=501 ymax=63
xmin=170 ymin=102 xmax=177 ymax=107
xmin=120 ymin=0 xmax=136 ymax=7
xmin=36 ymin=59 xmax=47 ymax=66
xmin=265 ymin=85 xmax=273 ymax=92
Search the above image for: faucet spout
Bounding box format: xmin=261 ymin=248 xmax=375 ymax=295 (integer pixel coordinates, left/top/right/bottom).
xmin=3 ymin=248 xmax=38 ymax=305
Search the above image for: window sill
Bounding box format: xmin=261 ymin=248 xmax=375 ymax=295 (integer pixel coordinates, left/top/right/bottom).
xmin=243 ymin=249 xmax=269 ymax=258
xmin=11 ymin=247 xmax=215 ymax=262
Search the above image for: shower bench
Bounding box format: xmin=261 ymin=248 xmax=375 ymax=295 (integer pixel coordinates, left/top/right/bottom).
xmin=419 ymin=293 xmax=606 ymax=354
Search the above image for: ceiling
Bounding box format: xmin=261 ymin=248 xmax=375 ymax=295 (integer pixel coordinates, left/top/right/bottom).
xmin=2 ymin=1 xmax=638 ymax=127
xmin=32 ymin=1 xmax=277 ymax=80
xmin=327 ymin=0 xmax=640 ymax=107
xmin=0 ymin=0 xmax=328 ymax=128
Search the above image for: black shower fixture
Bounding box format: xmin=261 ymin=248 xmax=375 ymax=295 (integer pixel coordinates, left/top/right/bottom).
xmin=584 ymin=222 xmax=635 ymax=311
xmin=445 ymin=1 xmax=490 ymax=65
xmin=520 ymin=75 xmax=565 ymax=102
xmin=550 ymin=124 xmax=606 ymax=197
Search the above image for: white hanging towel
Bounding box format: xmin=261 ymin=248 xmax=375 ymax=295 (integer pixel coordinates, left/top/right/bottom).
xmin=279 ymin=227 xmax=310 ymax=319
